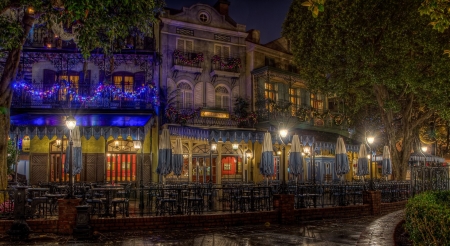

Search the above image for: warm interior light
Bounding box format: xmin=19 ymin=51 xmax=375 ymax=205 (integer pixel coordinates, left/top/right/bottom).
xmin=421 ymin=146 xmax=428 ymax=153
xmin=27 ymin=7 xmax=35 ymax=15
xmin=65 ymin=115 xmax=77 ymax=130
xmin=183 ymin=154 xmax=189 ymax=159
xmin=133 ymin=140 xmax=141 ymax=149
xmin=367 ymin=136 xmax=374 ymax=144
xmin=303 ymin=146 xmax=310 ymax=154
xmin=232 ymin=142 xmax=239 ymax=150
xmin=56 ymin=139 xmax=61 ymax=147
xmin=280 ymin=129 xmax=288 ymax=138
xmin=367 ymin=154 xmax=371 ymax=160
xmin=115 ymin=141 xmax=119 ymax=147
xmin=211 ymin=142 xmax=217 ymax=151
xmin=277 ymin=150 xmax=282 ymax=155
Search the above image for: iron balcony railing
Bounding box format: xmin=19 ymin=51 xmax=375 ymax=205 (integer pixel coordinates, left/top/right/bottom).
xmin=11 ymin=82 xmax=155 ymax=110
xmin=173 ymin=50 xmax=203 ymax=68
xmin=163 ymin=108 xmax=243 ymax=128
xmin=211 ymin=56 xmax=241 ymax=73
xmin=24 ymin=25 xmax=155 ymax=51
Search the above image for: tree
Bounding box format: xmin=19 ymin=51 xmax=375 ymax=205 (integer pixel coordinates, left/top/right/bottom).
xmin=0 ymin=0 xmax=164 ymax=191
xmin=283 ymin=0 xmax=450 ymax=179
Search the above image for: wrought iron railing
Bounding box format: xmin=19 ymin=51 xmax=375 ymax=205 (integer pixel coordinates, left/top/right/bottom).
xmin=163 ymin=108 xmax=241 ymax=128
xmin=24 ymin=25 xmax=155 ymax=51
xmin=211 ymin=56 xmax=241 ymax=73
xmin=11 ymin=82 xmax=155 ymax=110
xmin=0 ymin=180 xmax=420 ymax=220
xmin=173 ymin=50 xmax=203 ymax=68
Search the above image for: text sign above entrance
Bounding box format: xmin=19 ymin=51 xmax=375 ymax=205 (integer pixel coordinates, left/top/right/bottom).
xmin=200 ymin=110 xmax=230 ymax=119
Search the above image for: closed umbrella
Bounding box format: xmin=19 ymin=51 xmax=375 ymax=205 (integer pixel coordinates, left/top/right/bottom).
xmin=382 ymin=146 xmax=392 ymax=177
xmin=173 ymin=138 xmax=183 ymax=177
xmin=64 ymin=126 xmax=82 ymax=175
xmin=356 ymin=143 xmax=369 ymax=177
xmin=335 ymin=137 xmax=349 ymax=180
xmin=288 ymin=135 xmax=303 ymax=181
xmin=157 ymin=129 xmax=172 ymax=177
xmin=260 ymin=132 xmax=274 ymax=185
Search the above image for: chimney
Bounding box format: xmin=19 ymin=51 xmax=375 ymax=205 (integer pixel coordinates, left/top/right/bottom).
xmin=214 ymin=0 xmax=230 ymax=16
xmin=246 ymin=29 xmax=260 ymax=44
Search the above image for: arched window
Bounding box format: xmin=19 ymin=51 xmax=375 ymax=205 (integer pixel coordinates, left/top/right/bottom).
xmin=177 ymin=82 xmax=193 ymax=109
xmin=215 ymin=86 xmax=230 ymax=111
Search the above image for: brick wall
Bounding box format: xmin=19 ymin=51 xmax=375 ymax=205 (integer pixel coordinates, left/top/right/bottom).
xmin=90 ymin=211 xmax=278 ymax=232
xmin=381 ymin=200 xmax=407 ymax=214
xmin=57 ymin=198 xmax=81 ymax=234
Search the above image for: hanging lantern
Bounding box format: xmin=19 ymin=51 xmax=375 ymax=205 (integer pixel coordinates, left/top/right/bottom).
xmin=22 ymin=135 xmax=30 ymax=152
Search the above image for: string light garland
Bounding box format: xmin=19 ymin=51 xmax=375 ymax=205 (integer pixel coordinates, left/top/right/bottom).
xmin=13 ymin=80 xmax=160 ymax=106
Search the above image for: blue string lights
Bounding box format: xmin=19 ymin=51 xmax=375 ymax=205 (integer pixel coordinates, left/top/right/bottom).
xmin=13 ymin=80 xmax=160 ymax=106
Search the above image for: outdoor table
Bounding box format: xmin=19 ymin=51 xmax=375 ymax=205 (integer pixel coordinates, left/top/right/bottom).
xmin=91 ymin=187 xmax=124 ymax=217
xmin=44 ymin=193 xmax=66 ymax=215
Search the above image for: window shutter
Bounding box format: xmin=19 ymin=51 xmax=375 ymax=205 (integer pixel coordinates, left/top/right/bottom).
xmin=43 ymin=69 xmax=56 ymax=86
xmin=99 ymin=70 xmax=105 ymax=84
xmin=134 ymin=72 xmax=145 ymax=91
xmin=176 ymin=39 xmax=185 ymax=51
xmin=206 ymin=83 xmax=215 ymax=107
xmin=214 ymin=45 xmax=221 ymax=56
xmin=185 ymin=40 xmax=193 ymax=53
xmin=194 ymin=83 xmax=203 ymax=108
xmin=223 ymin=46 xmax=230 ymax=58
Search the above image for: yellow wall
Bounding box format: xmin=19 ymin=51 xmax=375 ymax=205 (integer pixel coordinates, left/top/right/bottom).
xmin=30 ymin=136 xmax=51 ymax=153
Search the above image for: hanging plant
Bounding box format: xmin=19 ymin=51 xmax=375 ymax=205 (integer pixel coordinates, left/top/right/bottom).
xmin=334 ymin=114 xmax=344 ymax=126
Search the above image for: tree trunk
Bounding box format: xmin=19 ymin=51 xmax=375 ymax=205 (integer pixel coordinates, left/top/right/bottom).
xmin=0 ymin=12 xmax=35 ymax=194
xmin=373 ymin=85 xmax=430 ymax=181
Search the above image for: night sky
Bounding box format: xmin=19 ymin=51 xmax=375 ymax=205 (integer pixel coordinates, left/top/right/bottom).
xmin=164 ymin=0 xmax=293 ymax=44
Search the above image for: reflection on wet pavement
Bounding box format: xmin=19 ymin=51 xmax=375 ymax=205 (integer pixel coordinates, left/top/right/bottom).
xmin=0 ymin=210 xmax=404 ymax=245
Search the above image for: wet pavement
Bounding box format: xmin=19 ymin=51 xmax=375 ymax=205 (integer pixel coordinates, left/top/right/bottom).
xmin=0 ymin=210 xmax=404 ymax=245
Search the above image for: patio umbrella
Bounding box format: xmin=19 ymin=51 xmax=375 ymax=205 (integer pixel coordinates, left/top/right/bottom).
xmin=172 ymin=138 xmax=183 ymax=177
xmin=382 ymin=146 xmax=392 ymax=176
xmin=335 ymin=136 xmax=349 ymax=179
xmin=156 ymin=128 xmax=172 ymax=176
xmin=64 ymin=126 xmax=82 ymax=175
xmin=356 ymin=143 xmax=369 ymax=177
xmin=260 ymin=132 xmax=274 ymax=185
xmin=288 ymin=134 xmax=303 ymax=180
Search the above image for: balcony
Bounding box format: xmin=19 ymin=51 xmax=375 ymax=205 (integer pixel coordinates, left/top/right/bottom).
xmin=163 ymin=107 xmax=254 ymax=128
xmin=172 ymin=50 xmax=203 ymax=74
xmin=255 ymin=102 xmax=349 ymax=135
xmin=11 ymin=82 xmax=155 ymax=111
xmin=24 ymin=25 xmax=155 ymax=52
xmin=210 ymin=56 xmax=241 ymax=78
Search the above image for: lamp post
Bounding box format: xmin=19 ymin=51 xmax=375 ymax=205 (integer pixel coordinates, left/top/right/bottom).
xmin=366 ymin=135 xmax=375 ymax=191
xmin=65 ymin=115 xmax=76 ymax=199
xmin=210 ymin=140 xmax=217 ymax=183
xmin=279 ymin=127 xmax=288 ymax=185
xmin=133 ymin=140 xmax=144 ymax=212
xmin=421 ymin=146 xmax=428 ymax=166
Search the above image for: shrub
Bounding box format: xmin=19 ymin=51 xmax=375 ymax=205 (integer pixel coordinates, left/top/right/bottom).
xmin=405 ymin=191 xmax=450 ymax=245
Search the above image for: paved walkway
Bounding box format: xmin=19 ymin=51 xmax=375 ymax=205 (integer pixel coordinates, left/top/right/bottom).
xmin=0 ymin=210 xmax=406 ymax=245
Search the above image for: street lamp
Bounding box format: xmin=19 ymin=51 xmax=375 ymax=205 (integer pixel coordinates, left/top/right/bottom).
xmin=279 ymin=126 xmax=288 ymax=184
xmin=133 ymin=139 xmax=144 ymax=212
xmin=65 ymin=115 xmax=76 ymax=199
xmin=366 ymin=134 xmax=375 ymax=190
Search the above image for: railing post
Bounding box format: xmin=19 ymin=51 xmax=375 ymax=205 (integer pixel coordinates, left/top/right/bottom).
xmin=7 ymin=187 xmax=31 ymax=240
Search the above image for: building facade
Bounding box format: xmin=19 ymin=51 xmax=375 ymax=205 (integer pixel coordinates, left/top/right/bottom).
xmin=7 ymin=0 xmax=361 ymax=185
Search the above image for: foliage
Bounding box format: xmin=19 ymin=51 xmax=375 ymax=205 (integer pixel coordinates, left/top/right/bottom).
xmin=283 ymin=0 xmax=450 ymax=179
xmin=0 ymin=0 xmax=165 ymax=58
xmin=6 ymin=139 xmax=18 ymax=175
xmin=233 ymin=96 xmax=249 ymax=119
xmin=405 ymin=191 xmax=450 ymax=245
xmin=419 ymin=0 xmax=450 ymax=32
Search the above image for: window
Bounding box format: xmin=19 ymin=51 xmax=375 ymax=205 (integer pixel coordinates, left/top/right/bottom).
xmin=289 ymin=88 xmax=301 ymax=115
xmin=59 ymin=73 xmax=79 ymax=101
xmin=198 ymin=12 xmax=209 ymax=23
xmin=176 ymin=38 xmax=193 ymax=53
xmin=214 ymin=44 xmax=230 ymax=58
xmin=215 ymin=86 xmax=230 ymax=111
xmin=311 ymin=93 xmax=324 ymax=112
xmin=177 ymin=82 xmax=193 ymax=109
xmin=113 ymin=74 xmax=134 ymax=100
xmin=265 ymin=83 xmax=276 ymax=111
